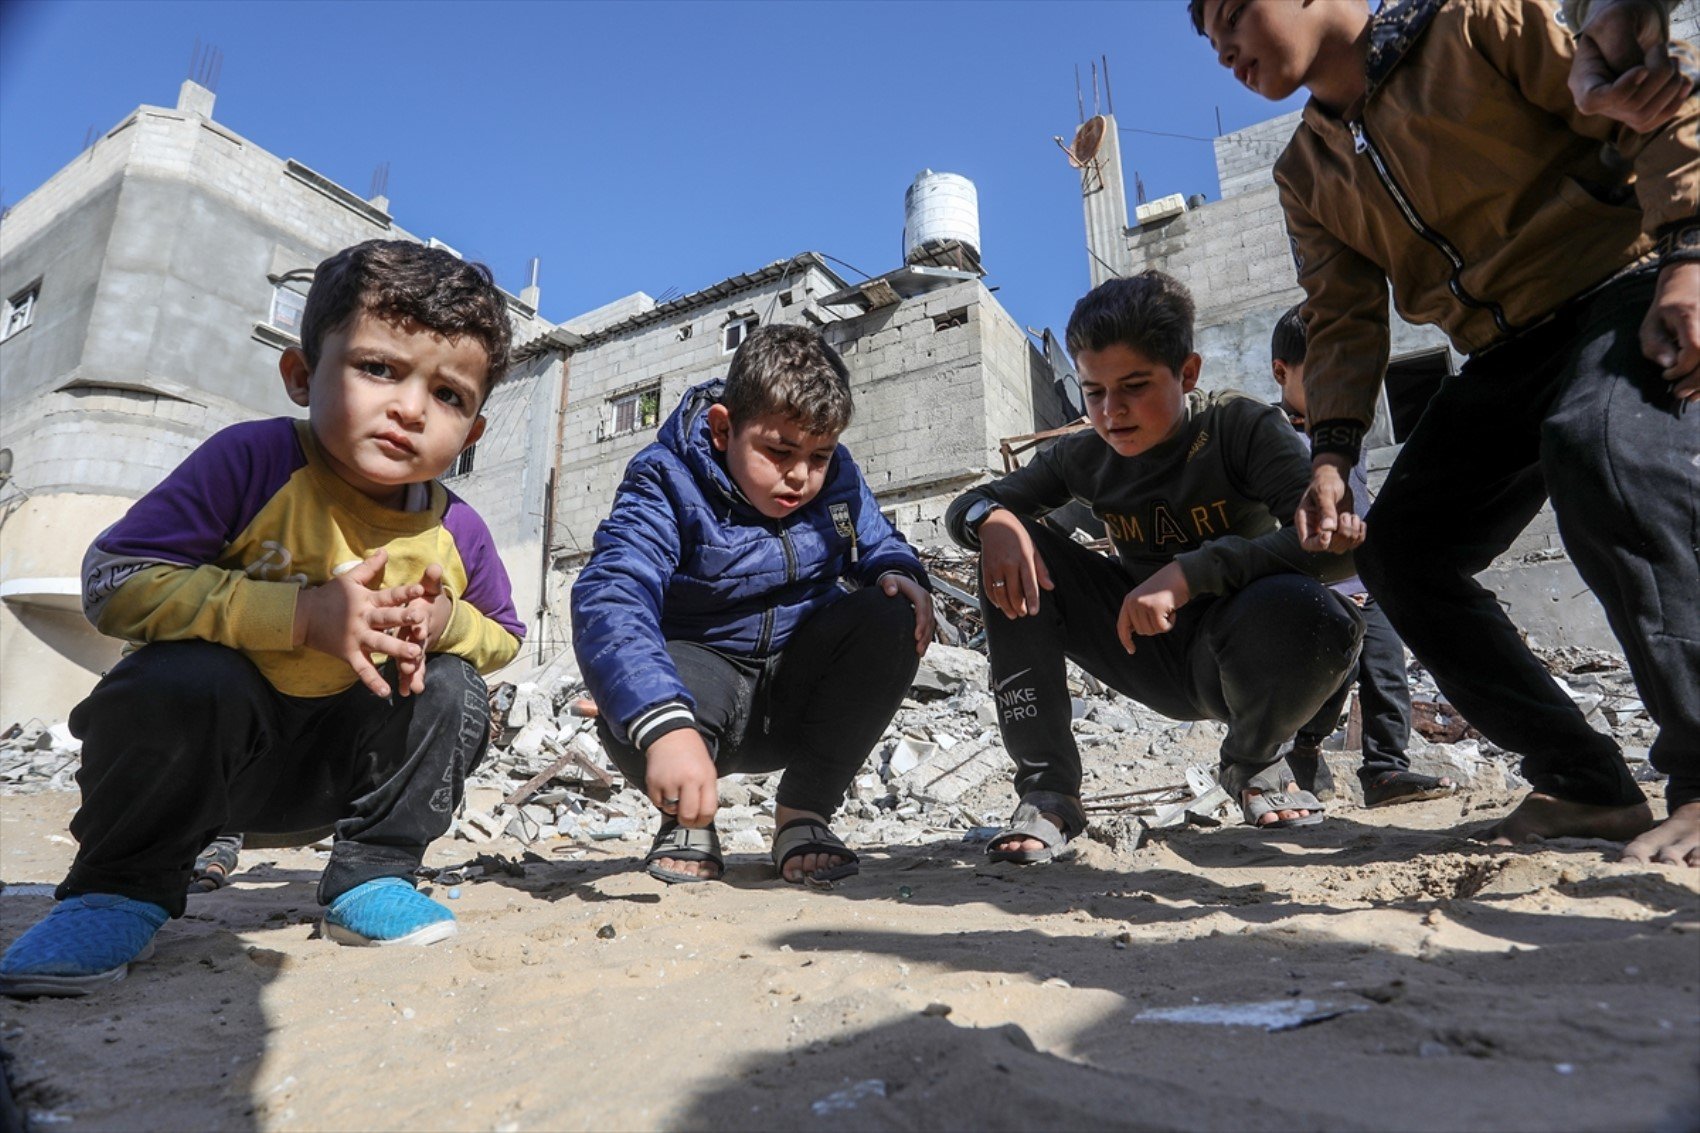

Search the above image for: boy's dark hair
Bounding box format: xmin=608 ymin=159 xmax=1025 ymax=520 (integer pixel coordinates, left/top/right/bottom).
xmin=1187 ymin=0 xmax=1207 ymax=35
xmin=722 ymin=324 xmax=854 ymax=435
xmin=1271 ymin=303 xmax=1308 ymax=366
xmin=301 ymin=240 xmax=513 ymax=396
xmin=1064 ymin=271 xmax=1196 ymax=373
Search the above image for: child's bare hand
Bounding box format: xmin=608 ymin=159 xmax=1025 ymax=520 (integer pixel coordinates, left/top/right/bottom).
xmin=1643 ymin=262 xmax=1700 ymax=400
xmin=644 ymin=729 xmax=719 ymax=828
xmin=979 ymin=508 xmax=1053 ymax=619
xmin=1117 ymin=561 xmax=1191 ymax=653
xmin=388 ymin=564 xmax=454 ymax=697
xmin=292 ymin=549 xmax=422 ymax=697
xmin=879 ymin=573 xmax=936 ymax=655
xmin=1296 ymin=457 xmax=1358 ymax=552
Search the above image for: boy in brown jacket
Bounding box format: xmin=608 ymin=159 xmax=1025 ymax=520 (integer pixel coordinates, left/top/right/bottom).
xmin=1193 ymin=0 xmax=1699 ymax=865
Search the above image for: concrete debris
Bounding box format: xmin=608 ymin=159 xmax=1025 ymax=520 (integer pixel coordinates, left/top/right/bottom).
xmin=0 ymin=638 xmax=1665 ymax=862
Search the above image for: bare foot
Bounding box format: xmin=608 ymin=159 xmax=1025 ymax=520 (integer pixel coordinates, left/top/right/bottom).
xmin=1623 ymin=800 xmax=1700 ymax=867
xmin=1481 ymin=793 xmax=1655 ymax=846
xmin=774 ymin=805 xmax=851 ymax=882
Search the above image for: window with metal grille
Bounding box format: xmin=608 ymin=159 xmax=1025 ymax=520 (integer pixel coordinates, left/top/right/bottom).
xmin=269 ymin=285 xmax=306 ymax=337
xmin=2 ymin=285 xmax=39 ymax=342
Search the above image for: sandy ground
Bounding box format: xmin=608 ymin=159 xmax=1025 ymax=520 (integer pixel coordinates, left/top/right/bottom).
xmin=2 ymin=783 xmax=1697 ymax=1133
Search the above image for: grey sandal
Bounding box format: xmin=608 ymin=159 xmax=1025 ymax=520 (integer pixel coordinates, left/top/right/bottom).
xmin=644 ymin=820 xmax=723 ymax=884
xmin=772 ymin=818 xmax=859 ymax=884
xmin=1241 ymin=788 xmax=1326 ymax=829
xmin=986 ymin=792 xmax=1088 ymax=864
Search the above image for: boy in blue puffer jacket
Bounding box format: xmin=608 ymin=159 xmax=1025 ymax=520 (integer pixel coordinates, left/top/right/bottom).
xmin=571 ymin=325 xmax=934 ymax=886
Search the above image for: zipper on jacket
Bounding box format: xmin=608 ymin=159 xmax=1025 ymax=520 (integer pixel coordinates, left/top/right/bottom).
xmin=754 ymin=521 xmax=800 ymax=659
xmin=758 ymin=521 xmax=803 ymax=733
xmin=1348 ymin=119 xmax=1517 ymax=337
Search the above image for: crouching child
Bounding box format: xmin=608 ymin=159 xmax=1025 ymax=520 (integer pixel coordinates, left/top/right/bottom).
xmin=572 ymin=325 xmax=934 ymax=886
xmin=947 ymin=272 xmax=1364 ymax=862
xmin=0 ymin=240 xmax=523 ymax=997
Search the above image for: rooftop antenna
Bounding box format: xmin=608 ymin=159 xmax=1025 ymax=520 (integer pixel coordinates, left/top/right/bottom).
xmin=187 ymin=38 xmax=223 ymax=90
xmin=1135 ymin=171 xmax=1147 ymax=206
xmin=1102 ymin=54 xmax=1115 ymax=115
xmin=1091 ymin=61 xmax=1100 ymax=116
xmin=369 ymin=162 xmax=390 ymax=199
xmin=1074 ymin=65 xmax=1085 ymax=124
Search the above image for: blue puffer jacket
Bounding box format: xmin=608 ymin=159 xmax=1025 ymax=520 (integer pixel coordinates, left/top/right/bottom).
xmin=571 ymin=380 xmax=927 ymax=748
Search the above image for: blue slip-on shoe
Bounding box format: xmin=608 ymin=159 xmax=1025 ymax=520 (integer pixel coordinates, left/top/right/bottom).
xmin=321 ymin=877 xmax=456 ymax=947
xmin=0 ymin=893 xmax=169 ymax=998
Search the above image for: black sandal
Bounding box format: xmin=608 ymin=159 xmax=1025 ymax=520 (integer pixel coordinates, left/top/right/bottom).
xmin=644 ymin=819 xmax=723 ymax=884
xmin=771 ymin=818 xmax=859 ymax=884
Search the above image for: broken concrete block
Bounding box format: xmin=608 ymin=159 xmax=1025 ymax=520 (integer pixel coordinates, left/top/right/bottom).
xmin=912 ymin=644 xmax=990 ymax=696
xmin=891 ymin=736 xmax=1007 ymax=805
xmin=508 ymin=718 xmax=551 ymax=759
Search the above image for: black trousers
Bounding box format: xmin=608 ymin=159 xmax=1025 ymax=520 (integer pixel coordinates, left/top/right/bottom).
xmin=1297 ymin=594 xmax=1413 ymax=782
xmin=983 ymin=519 xmax=1364 ymax=799
xmin=1358 ymin=271 xmax=1698 ymax=810
xmin=59 ymin=641 xmax=490 ymax=917
xmin=598 ymin=586 xmax=920 ymax=818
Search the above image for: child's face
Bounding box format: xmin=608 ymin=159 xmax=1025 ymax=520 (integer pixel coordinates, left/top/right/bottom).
xmin=1076 ymin=343 xmax=1201 ymax=458
xmin=280 ymin=311 xmax=488 ymax=508
xmin=1201 ymin=0 xmax=1325 ymax=101
xmin=708 ymin=405 xmax=838 ymax=520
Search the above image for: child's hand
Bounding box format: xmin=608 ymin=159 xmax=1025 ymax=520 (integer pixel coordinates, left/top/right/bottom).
xmin=292 ymin=549 xmax=425 ymax=697
xmin=879 ymin=573 xmax=936 ymax=655
xmin=1117 ymin=561 xmax=1191 ymax=653
xmin=644 ymin=729 xmax=719 ymax=828
xmin=389 ymin=564 xmax=455 ymax=697
xmin=1644 ymin=262 xmax=1700 ymax=401
xmin=979 ymin=508 xmax=1054 ymax=618
xmin=1295 ymin=457 xmax=1365 ymax=552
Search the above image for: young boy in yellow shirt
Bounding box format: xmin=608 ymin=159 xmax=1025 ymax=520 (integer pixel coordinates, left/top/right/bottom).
xmin=2 ymin=240 xmax=523 ymax=996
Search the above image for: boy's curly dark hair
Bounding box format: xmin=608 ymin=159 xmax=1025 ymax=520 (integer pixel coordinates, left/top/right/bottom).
xmin=722 ymin=324 xmax=854 ymax=435
xmin=1187 ymin=0 xmax=1208 ymax=36
xmin=1064 ymin=271 xmax=1197 ymax=373
xmin=301 ymin=240 xmax=513 ymax=397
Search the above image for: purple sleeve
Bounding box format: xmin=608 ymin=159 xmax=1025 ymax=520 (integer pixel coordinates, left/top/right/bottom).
xmin=94 ymin=418 xmax=305 ymax=564
xmin=441 ymin=492 xmax=527 ymax=640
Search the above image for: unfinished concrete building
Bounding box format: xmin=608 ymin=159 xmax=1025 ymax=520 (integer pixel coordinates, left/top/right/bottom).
xmin=0 ymin=79 xmax=551 ymax=720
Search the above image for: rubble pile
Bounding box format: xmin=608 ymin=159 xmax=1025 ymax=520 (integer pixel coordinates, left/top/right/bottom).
xmin=0 ymin=637 xmax=1666 ymax=851
xmin=0 ymin=721 xmax=82 ymax=793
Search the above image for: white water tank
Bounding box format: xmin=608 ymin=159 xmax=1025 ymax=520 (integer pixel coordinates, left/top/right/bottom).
xmin=903 ymin=170 xmax=981 ymax=268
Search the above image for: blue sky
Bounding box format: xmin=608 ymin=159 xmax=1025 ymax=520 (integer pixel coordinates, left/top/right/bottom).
xmin=0 ymin=0 xmax=1304 ymax=336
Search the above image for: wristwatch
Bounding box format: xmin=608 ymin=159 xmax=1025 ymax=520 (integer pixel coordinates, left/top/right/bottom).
xmin=963 ymin=498 xmax=1005 ymax=541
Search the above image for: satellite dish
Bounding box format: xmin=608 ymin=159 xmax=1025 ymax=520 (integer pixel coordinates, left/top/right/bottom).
xmin=1070 ymin=116 xmax=1107 ymax=167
